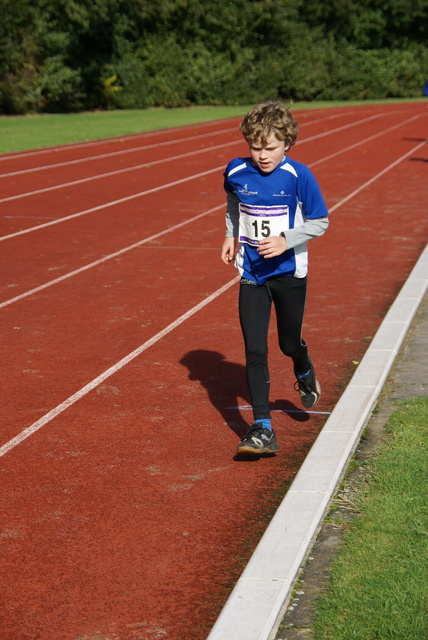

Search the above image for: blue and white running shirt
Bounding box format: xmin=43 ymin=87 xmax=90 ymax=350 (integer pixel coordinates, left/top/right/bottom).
xmin=224 ymin=155 xmax=329 ymax=284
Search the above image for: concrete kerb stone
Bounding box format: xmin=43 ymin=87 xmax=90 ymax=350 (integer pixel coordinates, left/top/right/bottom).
xmin=206 ymin=243 xmax=428 ymax=640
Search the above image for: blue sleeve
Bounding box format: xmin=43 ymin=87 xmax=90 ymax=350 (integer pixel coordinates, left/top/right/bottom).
xmin=223 ymin=160 xmax=236 ymax=195
xmin=297 ymin=166 xmax=329 ymax=219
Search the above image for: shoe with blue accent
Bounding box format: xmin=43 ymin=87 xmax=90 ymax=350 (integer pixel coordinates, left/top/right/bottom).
xmin=237 ymin=424 xmax=279 ymax=455
xmin=295 ymin=361 xmax=321 ymax=409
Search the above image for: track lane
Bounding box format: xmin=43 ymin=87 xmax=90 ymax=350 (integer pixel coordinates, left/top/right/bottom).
xmin=0 ymin=204 xmax=224 ymax=309
xmin=2 ymin=106 xmax=423 ymax=228
xmin=0 ymin=107 xmax=363 ymax=174
xmin=0 ymin=126 xmax=239 ymax=176
xmin=0 ymin=177 xmax=225 ymax=300
xmin=1 ymin=133 xmax=425 ymax=459
xmin=0 ymin=214 xmax=229 ymax=442
xmin=1 ymin=108 xmax=425 ymax=301
xmin=0 ymin=107 xmax=420 ymax=205
xmin=1 ymin=112 xmax=425 ymax=437
xmin=0 ymin=154 xmax=230 ymax=235
xmin=0 ymin=133 xmax=242 ymax=204
xmin=0 ymin=118 xmax=246 ymax=171
xmin=0 ymin=282 xmax=329 ymax=640
xmin=1 ymin=210 xmax=426 ymax=640
xmin=0 ymin=102 xmax=427 ymax=640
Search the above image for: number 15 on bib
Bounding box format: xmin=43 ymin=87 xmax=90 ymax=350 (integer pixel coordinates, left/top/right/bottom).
xmin=239 ymin=203 xmax=289 ymax=246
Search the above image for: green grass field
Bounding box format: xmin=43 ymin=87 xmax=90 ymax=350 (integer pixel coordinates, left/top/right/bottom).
xmin=312 ymin=397 xmax=428 ymax=640
xmin=1 ymin=98 xmax=425 ymax=154
xmin=0 ymin=105 xmax=252 ymax=154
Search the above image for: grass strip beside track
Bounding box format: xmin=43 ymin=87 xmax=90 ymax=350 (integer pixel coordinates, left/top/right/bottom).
xmin=312 ymin=397 xmax=428 ymax=640
xmin=0 ymin=105 xmax=253 ymax=153
xmin=1 ymin=98 xmax=425 ymax=154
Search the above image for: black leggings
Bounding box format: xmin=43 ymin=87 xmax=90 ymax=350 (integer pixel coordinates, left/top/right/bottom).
xmin=239 ymin=275 xmax=310 ymax=420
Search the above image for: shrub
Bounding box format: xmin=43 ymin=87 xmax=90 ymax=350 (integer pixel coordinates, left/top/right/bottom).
xmin=38 ymin=56 xmax=83 ymax=112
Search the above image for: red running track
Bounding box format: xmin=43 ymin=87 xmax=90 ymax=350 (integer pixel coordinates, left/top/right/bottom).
xmin=0 ymin=102 xmax=427 ymax=640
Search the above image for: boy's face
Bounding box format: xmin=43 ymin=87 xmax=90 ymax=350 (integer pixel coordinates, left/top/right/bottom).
xmin=248 ymin=132 xmax=288 ymax=173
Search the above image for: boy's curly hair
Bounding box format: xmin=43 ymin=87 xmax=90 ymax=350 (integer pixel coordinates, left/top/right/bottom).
xmin=240 ymin=101 xmax=299 ymax=148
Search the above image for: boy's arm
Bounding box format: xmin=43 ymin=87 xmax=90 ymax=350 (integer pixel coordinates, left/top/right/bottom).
xmin=283 ymin=216 xmax=329 ymax=249
xmin=221 ymin=191 xmax=240 ymax=264
xmin=258 ymin=216 xmax=329 ymax=259
xmin=225 ymin=191 xmax=240 ymax=237
xmin=221 ymin=237 xmax=239 ymax=264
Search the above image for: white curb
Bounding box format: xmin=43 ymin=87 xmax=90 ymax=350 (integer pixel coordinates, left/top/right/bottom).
xmin=207 ymin=243 xmax=428 ymax=640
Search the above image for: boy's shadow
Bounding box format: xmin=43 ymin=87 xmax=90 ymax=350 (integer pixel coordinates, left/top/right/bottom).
xmin=179 ymin=350 xmax=309 ymax=441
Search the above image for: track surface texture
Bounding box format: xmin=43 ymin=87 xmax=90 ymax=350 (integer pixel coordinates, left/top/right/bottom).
xmin=1 ymin=102 xmax=427 ymax=640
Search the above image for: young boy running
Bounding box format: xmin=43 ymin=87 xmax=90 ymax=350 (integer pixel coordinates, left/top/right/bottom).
xmin=221 ymin=101 xmax=329 ymax=455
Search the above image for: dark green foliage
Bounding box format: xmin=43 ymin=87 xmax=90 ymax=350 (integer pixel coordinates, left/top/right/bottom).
xmin=1 ymin=0 xmax=427 ymax=113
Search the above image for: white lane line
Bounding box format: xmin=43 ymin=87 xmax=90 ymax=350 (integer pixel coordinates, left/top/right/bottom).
xmin=0 ymin=127 xmax=239 ymax=178
xmin=0 ymin=110 xmax=354 ymax=178
xmin=1 ymin=139 xmax=425 ymax=307
xmin=0 ymin=140 xmax=239 ymax=204
xmin=309 ymin=114 xmax=422 ymax=168
xmin=0 ymin=275 xmax=240 ymax=458
xmin=0 ymin=204 xmax=223 ymax=308
xmin=4 ymin=215 xmax=58 ymax=220
xmin=0 ymin=164 xmax=225 ymax=242
xmin=0 ymin=109 xmax=351 ymax=165
xmin=0 ymin=103 xmax=420 ymax=169
xmin=0 ymin=110 xmax=406 ymax=205
xmin=226 ymin=404 xmax=332 ymax=415
xmin=327 ymin=139 xmax=426 ymax=214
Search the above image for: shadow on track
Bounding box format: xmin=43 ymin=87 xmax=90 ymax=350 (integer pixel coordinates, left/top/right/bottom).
xmin=179 ymin=350 xmax=309 ymax=445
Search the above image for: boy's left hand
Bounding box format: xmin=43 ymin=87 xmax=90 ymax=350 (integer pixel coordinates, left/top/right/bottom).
xmin=257 ymin=235 xmax=287 ymax=258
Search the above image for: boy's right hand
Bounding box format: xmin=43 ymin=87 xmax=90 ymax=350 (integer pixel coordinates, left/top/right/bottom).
xmin=221 ymin=237 xmax=238 ymax=264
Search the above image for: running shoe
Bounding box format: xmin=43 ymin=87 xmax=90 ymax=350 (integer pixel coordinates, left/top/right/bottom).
xmin=237 ymin=424 xmax=279 ymax=455
xmin=295 ymin=361 xmax=321 ymax=409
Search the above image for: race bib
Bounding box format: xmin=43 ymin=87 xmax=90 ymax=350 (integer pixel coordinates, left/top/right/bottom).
xmin=239 ymin=203 xmax=289 ymax=246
